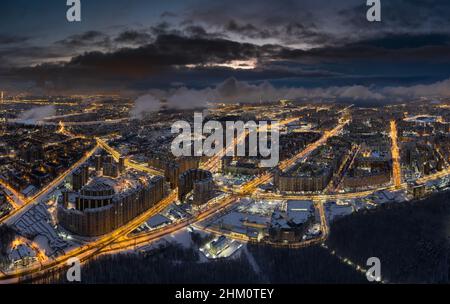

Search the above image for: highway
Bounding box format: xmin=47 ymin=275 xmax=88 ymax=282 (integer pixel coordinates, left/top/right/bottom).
xmin=390 ymin=120 xmax=402 ymax=188
xmin=112 ymin=115 xmax=351 ymax=251
xmin=0 ymin=190 xmax=178 ymax=283
xmin=192 ymin=198 xmax=330 ymax=249
xmin=4 ymin=107 xmax=450 ymax=283
xmin=96 ymin=138 xmax=164 ymax=176
xmin=0 ymin=144 xmax=100 ymax=225
xmin=0 ymin=129 xmax=238 ymax=281
xmin=237 ymin=118 xmax=350 ymax=196
xmin=0 ymin=179 xmax=25 ymax=208
xmin=11 ymin=117 xmax=130 ymax=127
xmin=325 ymin=144 xmax=361 ymax=193
xmin=416 ymin=166 xmax=450 ymax=184
xmin=200 ymin=116 xmax=301 ymax=172
xmin=0 ymin=122 xmax=92 ymax=218
xmin=246 ymin=183 xmax=406 ymax=205
xmin=98 ymin=194 xmax=238 ymax=255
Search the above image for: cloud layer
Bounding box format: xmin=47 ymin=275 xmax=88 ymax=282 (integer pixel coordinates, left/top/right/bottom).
xmin=1 ymin=0 xmax=450 ymax=98
xmin=131 ymin=77 xmax=450 ymax=117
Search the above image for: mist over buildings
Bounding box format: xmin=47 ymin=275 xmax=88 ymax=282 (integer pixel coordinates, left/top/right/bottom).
xmin=16 ymin=105 xmax=56 ymax=125
xmin=130 ymin=77 xmax=450 ymax=116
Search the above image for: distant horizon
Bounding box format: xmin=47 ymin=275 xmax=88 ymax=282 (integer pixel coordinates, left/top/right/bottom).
xmin=1 ymin=0 xmax=450 ymax=106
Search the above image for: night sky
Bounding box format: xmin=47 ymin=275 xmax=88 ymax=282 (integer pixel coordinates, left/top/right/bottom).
xmin=1 ymin=0 xmax=450 ymax=104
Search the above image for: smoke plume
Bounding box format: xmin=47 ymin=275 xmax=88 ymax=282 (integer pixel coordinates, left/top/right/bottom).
xmin=16 ymin=105 xmax=56 ymax=125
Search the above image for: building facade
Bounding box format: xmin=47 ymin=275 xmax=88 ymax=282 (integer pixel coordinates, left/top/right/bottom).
xmin=58 ymin=175 xmax=164 ymax=236
xmin=178 ymin=169 xmax=215 ymax=205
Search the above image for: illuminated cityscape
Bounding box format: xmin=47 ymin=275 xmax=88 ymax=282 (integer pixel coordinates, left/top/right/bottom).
xmin=1 ymin=97 xmax=450 ymax=284
xmin=1 ymin=0 xmax=450 ymax=290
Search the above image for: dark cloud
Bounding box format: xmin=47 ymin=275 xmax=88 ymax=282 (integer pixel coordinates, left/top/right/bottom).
xmin=0 ymin=34 xmax=30 ymax=44
xmin=68 ymin=34 xmax=261 ymax=73
xmin=3 ymin=0 xmax=450 ymax=96
xmin=184 ymin=0 xmax=342 ymax=47
xmin=4 ymin=30 xmax=450 ymax=94
xmin=114 ymin=30 xmax=152 ymax=45
xmin=56 ymin=30 xmax=111 ymax=48
xmin=225 ymin=20 xmax=273 ymax=40
xmin=0 ymin=34 xmax=266 ymax=93
xmin=150 ymin=22 xmax=178 ymax=36
xmin=183 ymin=25 xmax=224 ymax=39
xmin=0 ymin=45 xmax=65 ymax=68
xmin=186 ymin=0 xmax=450 ymax=48
xmin=276 ymin=33 xmax=450 ymax=64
